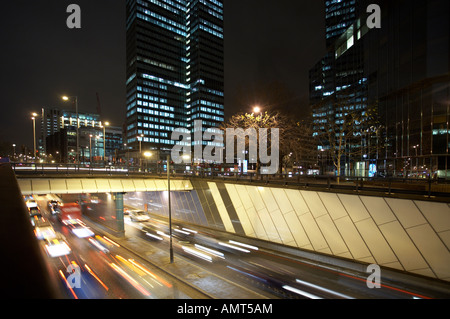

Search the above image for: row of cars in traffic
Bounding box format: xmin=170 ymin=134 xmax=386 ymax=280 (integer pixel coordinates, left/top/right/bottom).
xmin=24 ymin=196 xmax=94 ymax=258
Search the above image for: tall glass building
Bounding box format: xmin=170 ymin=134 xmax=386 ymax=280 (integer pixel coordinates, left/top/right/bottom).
xmin=125 ymin=0 xmax=224 ymax=160
xmin=310 ymin=0 xmax=450 ymax=178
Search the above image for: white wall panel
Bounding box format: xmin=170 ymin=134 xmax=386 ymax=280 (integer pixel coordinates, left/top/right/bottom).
xmin=18 ymin=180 xmax=32 ymax=195
xmin=360 ymin=196 xmax=396 ymax=225
xmin=338 ymin=194 xmax=371 ymax=222
xmin=284 ymin=211 xmax=311 ymax=248
xmin=247 ymin=186 xmax=266 ymax=212
xmin=385 ymin=198 xmax=427 ymax=229
xmin=143 ymin=180 xmax=157 ymax=191
xmin=65 ymin=179 xmax=82 ymax=193
xmin=80 ymin=179 xmax=97 ymax=193
xmin=236 ymin=205 xmax=255 ymax=237
xmin=270 ymin=209 xmax=295 ymax=245
xmin=120 ymin=179 xmax=135 ymax=192
xmin=298 ymin=212 xmax=328 ymax=251
xmin=246 ymin=206 xmax=269 ymax=241
xmin=271 ymin=188 xmax=294 ymax=214
xmin=95 ymin=179 xmax=111 ymax=193
xmin=225 ymin=184 xmax=256 ymax=237
xmin=355 ymin=218 xmax=397 ymax=265
xmin=414 ymin=201 xmax=450 ymax=233
xmin=32 ymin=179 xmax=51 ymax=194
xmin=235 ymin=185 xmax=253 ymax=210
xmin=259 ymin=187 xmax=279 ymax=213
xmin=407 ymin=224 xmax=450 ymax=279
xmin=379 ymin=221 xmax=429 ymax=272
xmin=132 ymin=179 xmax=147 ymax=192
xmin=49 ymin=179 xmax=68 ymax=194
xmin=440 ymin=230 xmax=450 ymax=250
xmin=258 ymin=207 xmax=281 ymax=243
xmin=318 ymin=192 xmax=348 ymax=220
xmin=154 ymin=180 xmax=166 ymax=191
xmin=316 ymin=214 xmax=348 ymax=255
xmin=300 ymin=191 xmax=328 ymax=218
xmin=334 ymin=215 xmax=371 ymax=259
xmin=208 ymin=182 xmax=235 ymax=233
xmin=108 ymin=179 xmax=124 ymax=192
xmin=285 ymin=189 xmax=309 ymax=216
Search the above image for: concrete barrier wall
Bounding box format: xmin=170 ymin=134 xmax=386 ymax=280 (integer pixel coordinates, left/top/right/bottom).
xmin=217 ymin=182 xmax=450 ymax=282
xmin=128 ymin=180 xmax=450 ymax=282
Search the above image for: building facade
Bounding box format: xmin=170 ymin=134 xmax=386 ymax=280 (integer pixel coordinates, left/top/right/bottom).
xmin=39 ymin=107 xmax=122 ymax=164
xmin=125 ymin=0 xmax=224 ymax=160
xmin=310 ymin=0 xmax=450 ymax=178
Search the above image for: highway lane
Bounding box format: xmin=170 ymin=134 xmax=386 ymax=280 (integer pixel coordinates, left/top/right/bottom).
xmin=31 ymin=195 xmax=209 ymax=299
xmin=122 ymin=205 xmax=450 ymax=299
xmin=27 ymin=194 xmax=450 ymax=299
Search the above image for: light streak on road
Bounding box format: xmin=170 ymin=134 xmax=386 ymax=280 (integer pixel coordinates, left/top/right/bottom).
xmin=282 ymin=285 xmax=322 ymax=299
xmin=229 ymin=240 xmax=259 ymax=251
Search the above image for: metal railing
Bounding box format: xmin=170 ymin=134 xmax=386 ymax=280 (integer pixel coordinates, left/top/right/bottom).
xmin=11 ymin=162 xmax=450 ymax=199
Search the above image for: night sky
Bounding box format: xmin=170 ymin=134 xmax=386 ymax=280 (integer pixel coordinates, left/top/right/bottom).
xmin=0 ymin=0 xmax=325 ymax=150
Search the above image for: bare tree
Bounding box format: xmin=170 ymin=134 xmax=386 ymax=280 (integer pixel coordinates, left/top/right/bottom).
xmin=316 ymin=95 xmax=383 ymax=183
xmin=221 ymin=111 xmax=318 ymax=174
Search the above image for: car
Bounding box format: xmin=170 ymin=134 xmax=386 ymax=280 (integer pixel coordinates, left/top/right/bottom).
xmin=29 ymin=206 xmax=42 ymax=218
xmin=47 ymin=200 xmax=61 ymax=214
xmin=44 ymin=236 xmax=71 ymax=258
xmin=34 ymin=218 xmax=57 ymax=240
xmin=129 ymin=210 xmax=150 ymax=222
xmin=26 ymin=198 xmax=38 ymax=209
xmin=71 ymin=225 xmax=95 ymax=238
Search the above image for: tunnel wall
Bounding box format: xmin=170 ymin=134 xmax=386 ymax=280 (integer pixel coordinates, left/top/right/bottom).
xmin=127 ymin=180 xmax=450 ymax=282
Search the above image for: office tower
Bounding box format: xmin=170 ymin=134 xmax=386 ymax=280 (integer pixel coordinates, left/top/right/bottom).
xmin=39 ymin=107 xmax=102 ymax=156
xmin=125 ymin=0 xmax=224 ymax=159
xmin=310 ymin=0 xmax=450 ymax=178
xmin=361 ymin=0 xmax=450 ymax=177
xmin=325 ymin=0 xmax=358 ymax=48
xmin=310 ymin=0 xmax=361 ymax=175
xmin=39 ymin=107 xmax=122 ymax=164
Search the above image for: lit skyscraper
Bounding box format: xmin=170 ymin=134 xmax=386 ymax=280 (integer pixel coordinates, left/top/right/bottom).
xmin=125 ymin=0 xmax=224 ymax=159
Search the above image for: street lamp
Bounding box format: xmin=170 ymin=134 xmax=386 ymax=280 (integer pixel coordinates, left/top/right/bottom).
xmin=12 ymin=144 xmax=16 ymax=161
xmin=62 ymin=95 xmax=79 ymax=165
xmin=102 ymin=121 xmax=110 ymax=165
xmin=144 ymin=151 xmax=152 ymax=172
xmin=253 ymin=106 xmax=261 ymax=114
xmin=137 ymin=134 xmax=144 ymax=170
xmin=31 ymin=112 xmax=38 ymax=160
xmin=167 ymin=154 xmax=174 ymax=264
xmin=89 ymin=134 xmax=93 ymax=165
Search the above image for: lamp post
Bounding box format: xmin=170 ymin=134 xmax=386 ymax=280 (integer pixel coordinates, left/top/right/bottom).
xmin=144 ymin=151 xmax=152 ymax=172
xmin=62 ymin=96 xmax=79 ymax=165
xmin=137 ymin=134 xmax=144 ymax=170
xmin=89 ymin=134 xmax=93 ymax=165
xmin=167 ymin=154 xmax=174 ymax=264
xmin=124 ymin=143 xmax=128 ymax=169
xmin=12 ymin=144 xmax=16 ymax=162
xmin=31 ymin=112 xmax=38 ymax=160
xmin=102 ymin=121 xmax=110 ymax=165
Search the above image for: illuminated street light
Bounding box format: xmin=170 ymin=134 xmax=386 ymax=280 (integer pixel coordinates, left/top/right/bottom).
xmin=31 ymin=112 xmax=38 ymax=160
xmin=62 ymin=95 xmax=79 ymax=164
xmin=167 ymin=154 xmax=174 ymax=264
xmin=253 ymin=106 xmax=261 ymax=114
xmin=102 ymin=121 xmax=110 ymax=164
xmin=138 ymin=134 xmax=144 ymax=170
xmin=89 ymin=134 xmax=93 ymax=165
